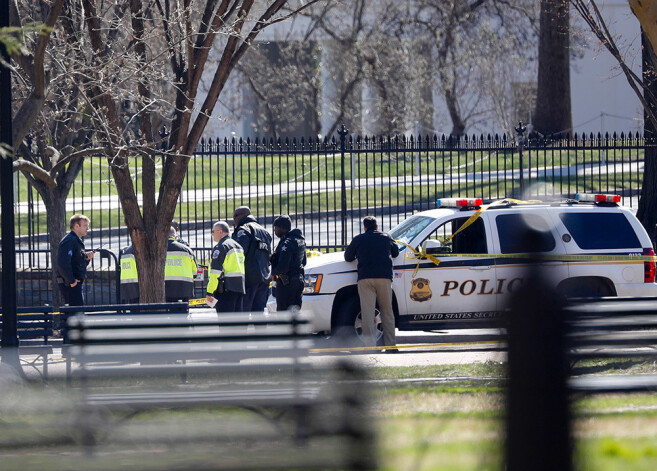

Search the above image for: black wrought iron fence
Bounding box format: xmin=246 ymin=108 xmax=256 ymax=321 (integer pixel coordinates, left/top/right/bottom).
xmin=0 ymin=249 xmax=119 ymax=307
xmin=9 ymin=127 xmax=652 ymax=306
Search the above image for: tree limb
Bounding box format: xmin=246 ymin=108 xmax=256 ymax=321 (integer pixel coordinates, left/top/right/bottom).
xmin=13 ymin=159 xmax=57 ymax=188
xmin=11 ymin=0 xmax=66 ymax=148
xmin=571 ymin=0 xmax=657 ymax=130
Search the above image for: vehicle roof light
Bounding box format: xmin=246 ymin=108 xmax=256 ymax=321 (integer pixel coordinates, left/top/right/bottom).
xmin=575 ymin=193 xmax=621 ymax=204
xmin=437 ymin=198 xmax=483 ymax=208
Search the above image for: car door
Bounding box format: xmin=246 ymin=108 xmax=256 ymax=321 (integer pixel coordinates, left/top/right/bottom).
xmin=489 ymin=209 xmax=569 ymax=310
xmin=400 ymin=213 xmax=498 ymax=328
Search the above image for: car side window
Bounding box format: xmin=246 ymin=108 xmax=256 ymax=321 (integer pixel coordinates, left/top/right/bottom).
xmin=496 ymin=213 xmax=556 ymax=253
xmin=558 ymin=212 xmax=641 ymax=249
xmin=423 ymin=217 xmax=488 ymax=254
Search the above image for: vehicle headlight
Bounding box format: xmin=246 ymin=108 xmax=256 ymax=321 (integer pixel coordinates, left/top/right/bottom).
xmin=303 ymin=274 xmax=323 ymax=294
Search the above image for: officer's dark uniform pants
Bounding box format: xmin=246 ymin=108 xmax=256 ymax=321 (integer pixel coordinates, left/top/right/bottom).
xmin=242 ymin=281 xmax=270 ymax=312
xmin=275 ymin=278 xmax=303 ymax=311
xmin=59 ymin=283 xmax=84 ymax=306
xmin=215 ymin=291 xmax=243 ymax=313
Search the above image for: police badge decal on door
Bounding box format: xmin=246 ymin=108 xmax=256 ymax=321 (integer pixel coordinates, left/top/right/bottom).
xmin=410 ymin=278 xmax=432 ymax=302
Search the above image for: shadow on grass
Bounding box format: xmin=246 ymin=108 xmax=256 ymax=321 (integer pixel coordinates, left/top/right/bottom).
xmin=570 ymin=358 xmax=654 ymax=376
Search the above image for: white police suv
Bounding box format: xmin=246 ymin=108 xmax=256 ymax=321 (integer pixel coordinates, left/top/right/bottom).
xmin=301 ymin=194 xmax=657 ymax=343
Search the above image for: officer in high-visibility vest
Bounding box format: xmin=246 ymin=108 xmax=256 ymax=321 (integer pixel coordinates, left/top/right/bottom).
xmin=165 ymin=226 xmax=198 ymax=302
xmin=119 ymin=244 xmax=139 ymax=303
xmin=206 ymin=221 xmax=246 ymax=313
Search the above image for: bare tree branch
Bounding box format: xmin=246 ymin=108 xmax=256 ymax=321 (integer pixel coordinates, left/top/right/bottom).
xmin=570 ymin=0 xmax=657 ymax=130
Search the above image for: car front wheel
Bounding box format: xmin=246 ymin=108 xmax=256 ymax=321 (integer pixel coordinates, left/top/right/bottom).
xmin=333 ymin=295 xmax=383 ymax=347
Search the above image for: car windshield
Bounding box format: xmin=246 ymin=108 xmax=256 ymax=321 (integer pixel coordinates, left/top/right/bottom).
xmin=389 ymin=215 xmax=435 ymax=248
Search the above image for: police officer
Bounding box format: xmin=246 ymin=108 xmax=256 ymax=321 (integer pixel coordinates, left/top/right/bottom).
xmin=165 ymin=226 xmax=198 ymax=302
xmin=206 ymin=221 xmax=246 ymax=313
xmin=271 ymin=215 xmax=307 ymax=311
xmin=344 ymin=216 xmax=399 ymax=350
xmin=119 ymin=244 xmax=139 ymax=304
xmin=56 ymin=214 xmax=95 ymax=306
xmin=171 ymin=219 xmax=190 ymax=247
xmin=232 ymin=206 xmax=272 ymax=312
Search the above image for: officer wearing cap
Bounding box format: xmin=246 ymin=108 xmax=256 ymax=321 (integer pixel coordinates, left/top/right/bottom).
xmin=271 ymin=215 xmax=307 ymax=311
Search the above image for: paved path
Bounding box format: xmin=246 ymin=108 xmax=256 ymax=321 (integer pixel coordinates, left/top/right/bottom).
xmin=9 ymin=326 xmax=507 ymax=381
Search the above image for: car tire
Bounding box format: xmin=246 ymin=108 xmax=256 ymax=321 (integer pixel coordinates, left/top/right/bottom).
xmin=333 ymin=295 xmax=384 ymax=347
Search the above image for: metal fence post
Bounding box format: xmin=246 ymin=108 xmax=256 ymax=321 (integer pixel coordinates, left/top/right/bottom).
xmin=338 ymin=124 xmax=349 ymax=246
xmin=0 ymin=0 xmax=21 ymax=371
xmin=505 ymin=260 xmax=572 ymax=470
xmin=516 ymin=122 xmax=527 ymax=196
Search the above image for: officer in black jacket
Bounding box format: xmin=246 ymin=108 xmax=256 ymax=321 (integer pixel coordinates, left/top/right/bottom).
xmin=57 ymin=214 xmax=95 ymax=306
xmin=232 ymin=206 xmax=272 ymax=312
xmin=344 ymin=215 xmax=399 ymax=350
xmin=271 ymin=215 xmax=307 ymax=311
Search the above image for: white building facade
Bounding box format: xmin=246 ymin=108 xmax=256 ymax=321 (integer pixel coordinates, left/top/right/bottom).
xmin=198 ymin=2 xmax=644 ymax=141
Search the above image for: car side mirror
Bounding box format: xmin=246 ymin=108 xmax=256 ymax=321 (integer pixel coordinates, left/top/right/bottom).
xmin=423 ymin=239 xmax=443 ymax=255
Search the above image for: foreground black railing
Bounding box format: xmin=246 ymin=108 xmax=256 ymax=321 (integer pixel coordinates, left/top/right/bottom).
xmin=505 ymin=269 xmax=657 ymax=470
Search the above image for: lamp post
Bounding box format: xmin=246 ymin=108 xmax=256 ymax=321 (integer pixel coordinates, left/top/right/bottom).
xmin=338 ymin=125 xmax=349 ymax=247
xmin=515 ymin=122 xmax=527 ymax=196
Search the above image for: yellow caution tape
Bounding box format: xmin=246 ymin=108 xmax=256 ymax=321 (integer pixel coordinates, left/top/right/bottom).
xmin=443 ymin=198 xmax=542 ymax=245
xmin=401 ymin=198 xmax=544 ymax=277
xmin=309 ymin=339 xmax=504 ymax=354
xmin=402 ymin=249 xmax=657 ymax=264
xmin=398 ymin=240 xmax=441 ymax=278
xmin=434 ymin=253 xmax=657 ymax=262
xmin=397 ymin=198 xmax=655 ymax=277
xmin=189 ymin=298 xmax=207 ymax=306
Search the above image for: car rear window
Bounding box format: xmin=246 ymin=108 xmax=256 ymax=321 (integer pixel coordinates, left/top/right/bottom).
xmin=496 ymin=213 xmax=556 ymax=253
xmin=558 ymin=212 xmax=641 ymax=249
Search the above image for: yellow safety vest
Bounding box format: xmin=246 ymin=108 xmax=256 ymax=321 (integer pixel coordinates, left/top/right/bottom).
xmin=165 ymin=238 xmax=198 ymax=298
xmin=208 ymin=239 xmax=246 ymax=295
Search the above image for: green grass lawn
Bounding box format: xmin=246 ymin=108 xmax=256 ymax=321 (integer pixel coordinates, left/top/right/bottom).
xmin=371 ymin=360 xmax=657 ymax=471
xmin=2 ymin=359 xmax=657 ymax=470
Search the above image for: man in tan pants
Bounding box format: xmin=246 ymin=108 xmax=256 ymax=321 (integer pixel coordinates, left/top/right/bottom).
xmin=344 ymin=216 xmax=400 ymax=350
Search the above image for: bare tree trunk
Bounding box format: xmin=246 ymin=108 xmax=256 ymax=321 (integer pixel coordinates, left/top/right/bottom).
xmin=44 ymin=195 xmax=67 ymax=308
xmin=436 ymin=8 xmax=466 ymax=137
xmin=533 ymin=0 xmax=572 ymax=136
xmin=444 ymin=87 xmax=466 ymax=136
xmin=630 ymin=1 xmax=657 ymax=58
xmin=132 ymin=228 xmax=168 ymax=303
xmin=637 ymin=30 xmax=657 ymax=244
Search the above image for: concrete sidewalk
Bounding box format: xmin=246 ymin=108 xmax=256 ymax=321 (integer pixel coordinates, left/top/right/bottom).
xmin=9 ymin=342 xmax=506 ymax=381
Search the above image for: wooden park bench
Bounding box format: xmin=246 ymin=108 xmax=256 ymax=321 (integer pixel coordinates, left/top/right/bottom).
xmin=59 ymin=302 xmax=189 ymax=379
xmin=63 ymin=307 xmax=376 ymax=470
xmin=0 ymin=306 xmax=58 ymax=379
